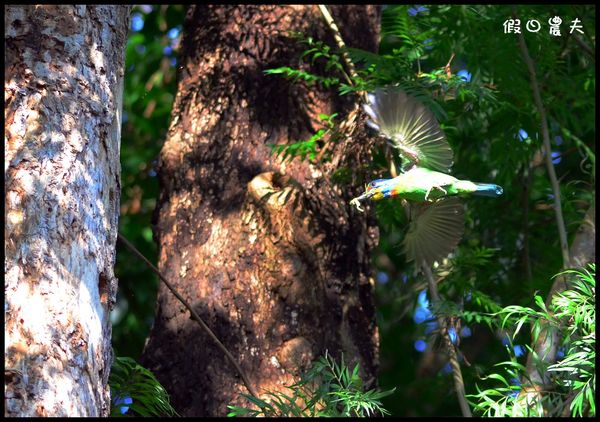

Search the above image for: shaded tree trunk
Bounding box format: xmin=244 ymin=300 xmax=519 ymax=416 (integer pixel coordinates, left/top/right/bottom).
xmin=141 ymin=5 xmax=381 ymax=416
xmin=4 ymin=5 xmax=129 ymax=416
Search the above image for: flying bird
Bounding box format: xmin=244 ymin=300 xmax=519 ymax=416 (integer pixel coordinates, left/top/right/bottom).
xmin=350 ymin=87 xmax=503 ymax=267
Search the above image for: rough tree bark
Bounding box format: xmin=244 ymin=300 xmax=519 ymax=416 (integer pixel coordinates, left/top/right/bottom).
xmin=4 ymin=5 xmax=129 ymax=416
xmin=141 ymin=5 xmax=381 ymax=416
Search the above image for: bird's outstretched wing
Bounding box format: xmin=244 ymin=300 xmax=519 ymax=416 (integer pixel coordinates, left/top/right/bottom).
xmin=403 ymin=197 xmax=464 ymax=266
xmin=363 ymin=87 xmax=454 ymax=173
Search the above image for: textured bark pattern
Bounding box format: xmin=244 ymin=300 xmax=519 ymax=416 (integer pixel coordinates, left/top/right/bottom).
xmin=142 ymin=5 xmax=381 ymax=416
xmin=4 ymin=5 xmax=129 ymax=416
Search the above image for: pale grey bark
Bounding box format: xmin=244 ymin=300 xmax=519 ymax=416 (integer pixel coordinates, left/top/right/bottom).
xmin=4 ymin=5 xmax=130 ymax=416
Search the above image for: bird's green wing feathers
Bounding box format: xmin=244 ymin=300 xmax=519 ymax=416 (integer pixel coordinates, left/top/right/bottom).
xmin=364 ymin=87 xmax=454 ymax=173
xmin=403 ymin=197 xmax=465 ymax=266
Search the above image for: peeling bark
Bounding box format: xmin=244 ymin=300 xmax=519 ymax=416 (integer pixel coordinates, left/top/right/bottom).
xmin=141 ymin=5 xmax=381 ymax=416
xmin=4 ymin=5 xmax=130 ymax=416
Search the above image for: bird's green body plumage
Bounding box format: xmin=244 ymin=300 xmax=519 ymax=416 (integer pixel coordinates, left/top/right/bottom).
xmin=365 ymin=167 xmax=502 ymax=203
xmin=350 ymin=86 xmax=503 ymax=267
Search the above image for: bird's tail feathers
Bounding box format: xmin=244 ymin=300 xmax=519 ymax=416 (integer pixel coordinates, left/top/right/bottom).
xmin=471 ymin=183 xmax=503 ymax=197
xmin=453 ymin=180 xmax=503 ymax=197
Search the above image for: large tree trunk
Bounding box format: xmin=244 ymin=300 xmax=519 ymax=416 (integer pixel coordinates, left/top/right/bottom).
xmin=141 ymin=5 xmax=381 ymax=416
xmin=4 ymin=5 xmax=129 ymax=416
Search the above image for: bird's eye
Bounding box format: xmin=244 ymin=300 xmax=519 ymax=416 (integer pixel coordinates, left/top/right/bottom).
xmin=369 ymin=179 xmax=386 ymax=188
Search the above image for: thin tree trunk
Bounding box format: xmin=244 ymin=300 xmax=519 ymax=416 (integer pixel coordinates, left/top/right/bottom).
xmin=4 ymin=5 xmax=129 ymax=416
xmin=141 ymin=5 xmax=381 ymax=416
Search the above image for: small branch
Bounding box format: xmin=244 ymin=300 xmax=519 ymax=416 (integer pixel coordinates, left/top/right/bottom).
xmin=317 ymin=4 xmax=357 ymax=83
xmin=515 ymin=13 xmax=570 ymax=268
xmin=422 ymin=264 xmax=472 ymax=417
xmin=571 ymin=33 xmax=595 ymax=60
xmin=317 ymin=5 xmax=368 ymax=103
xmin=316 ymin=5 xmax=375 ymax=176
xmin=444 ymin=53 xmax=456 ymax=78
xmin=117 ymin=233 xmax=259 ymax=399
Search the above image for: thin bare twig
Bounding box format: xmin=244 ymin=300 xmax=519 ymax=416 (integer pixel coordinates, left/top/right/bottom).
xmin=515 ymin=15 xmax=570 ymax=268
xmin=117 ymin=233 xmax=259 ymax=399
xmin=422 ymin=264 xmax=472 ymax=417
xmin=571 ymin=33 xmax=595 ymax=60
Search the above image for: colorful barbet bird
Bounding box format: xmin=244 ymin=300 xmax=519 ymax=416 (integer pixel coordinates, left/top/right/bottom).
xmin=350 ymin=87 xmax=503 ymax=266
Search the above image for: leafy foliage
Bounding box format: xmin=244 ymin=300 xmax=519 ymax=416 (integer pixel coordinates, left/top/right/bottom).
xmin=264 ymin=66 xmax=340 ymax=88
xmin=264 ymin=32 xmax=344 ymax=89
xmin=227 ymin=352 xmax=395 ymax=417
xmin=269 ymin=113 xmax=338 ymax=163
xmin=469 ymin=265 xmax=595 ymax=417
xmin=547 ymin=265 xmax=595 ymax=417
xmin=109 ymin=357 xmax=178 ymax=417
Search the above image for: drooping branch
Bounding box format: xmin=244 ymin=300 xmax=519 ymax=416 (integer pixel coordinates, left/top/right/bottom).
xmin=117 ymin=233 xmax=259 ymax=399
